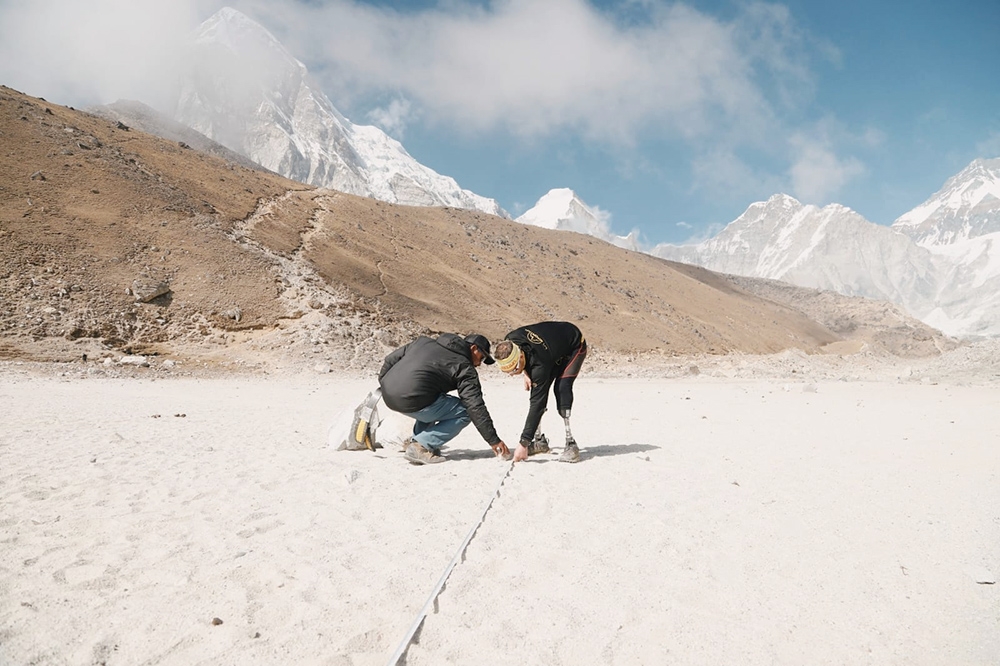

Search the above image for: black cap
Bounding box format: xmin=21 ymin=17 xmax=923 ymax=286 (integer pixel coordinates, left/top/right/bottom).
xmin=464 ymin=333 xmax=495 ymax=364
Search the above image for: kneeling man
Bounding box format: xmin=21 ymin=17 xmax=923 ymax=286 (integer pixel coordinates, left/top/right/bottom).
xmin=379 ymin=332 xmax=511 ymax=464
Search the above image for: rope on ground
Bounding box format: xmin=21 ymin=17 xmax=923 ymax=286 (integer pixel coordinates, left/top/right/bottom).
xmin=386 ymin=459 xmax=515 ymax=666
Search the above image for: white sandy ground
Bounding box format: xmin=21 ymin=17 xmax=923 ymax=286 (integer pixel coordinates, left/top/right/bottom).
xmin=1 ymin=362 xmax=998 ymax=665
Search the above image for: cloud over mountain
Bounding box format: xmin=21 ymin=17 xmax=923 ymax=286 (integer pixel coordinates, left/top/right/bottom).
xmin=171 ymin=8 xmax=505 ymax=215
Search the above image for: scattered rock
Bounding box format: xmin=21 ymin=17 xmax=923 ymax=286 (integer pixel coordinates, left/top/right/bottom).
xmin=131 ymin=278 xmax=170 ymax=303
xmin=211 ymin=617 xmax=224 ymax=626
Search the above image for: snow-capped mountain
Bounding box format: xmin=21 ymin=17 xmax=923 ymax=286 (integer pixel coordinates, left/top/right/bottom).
xmin=893 ymin=158 xmax=1000 ymax=246
xmin=891 ymin=158 xmax=1000 ymax=335
xmin=517 ymin=188 xmax=639 ymax=250
xmin=172 ymin=8 xmax=505 ymax=216
xmin=651 ymin=194 xmax=941 ymax=306
xmin=650 ymin=159 xmax=1000 ymax=337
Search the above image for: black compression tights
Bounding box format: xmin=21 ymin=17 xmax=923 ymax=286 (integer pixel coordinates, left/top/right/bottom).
xmin=554 ymin=341 xmax=588 ymax=417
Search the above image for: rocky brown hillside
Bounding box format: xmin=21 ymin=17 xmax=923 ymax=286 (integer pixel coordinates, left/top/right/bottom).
xmin=0 ymin=86 xmax=954 ymax=373
xmin=719 ymin=274 xmax=955 ymax=357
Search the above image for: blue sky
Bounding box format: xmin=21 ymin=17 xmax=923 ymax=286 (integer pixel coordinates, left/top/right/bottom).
xmin=2 ymin=0 xmax=998 ymax=245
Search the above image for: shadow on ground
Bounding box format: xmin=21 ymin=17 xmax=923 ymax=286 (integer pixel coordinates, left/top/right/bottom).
xmin=578 ymin=443 xmax=659 ymax=460
xmin=445 ymin=448 xmax=506 ymax=462
xmin=445 ymin=442 xmax=659 ymax=463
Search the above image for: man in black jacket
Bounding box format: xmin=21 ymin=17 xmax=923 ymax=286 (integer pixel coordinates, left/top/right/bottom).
xmin=378 ymin=332 xmax=511 ymax=464
xmin=493 ymin=321 xmax=587 ymax=463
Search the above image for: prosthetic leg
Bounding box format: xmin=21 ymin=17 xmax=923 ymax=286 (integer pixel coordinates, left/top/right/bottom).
xmin=558 ymin=407 xmax=579 ymax=463
xmin=553 ymin=341 xmax=586 ymax=463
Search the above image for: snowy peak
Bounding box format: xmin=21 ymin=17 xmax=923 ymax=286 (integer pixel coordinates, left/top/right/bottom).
xmin=741 ymin=194 xmax=855 ymax=227
xmin=892 ymin=157 xmax=1000 ymax=246
xmin=721 ymin=195 xmax=851 ymax=249
xmin=654 ymin=193 xmax=893 ymax=286
xmin=191 ymin=7 xmax=313 ymax=104
xmin=517 ymin=188 xmax=638 ymax=250
xmin=517 ymin=188 xmax=580 ymax=230
xmin=174 ymin=8 xmax=505 ymax=217
xmin=759 ymin=193 xmax=804 ymax=214
xmin=724 ymin=193 xmax=806 ymax=236
xmin=196 ymin=7 xmax=283 ymax=52
xmin=706 ymin=194 xmax=865 ymax=262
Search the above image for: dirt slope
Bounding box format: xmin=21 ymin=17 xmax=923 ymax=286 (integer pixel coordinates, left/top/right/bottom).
xmin=0 ymin=86 xmax=953 ymax=372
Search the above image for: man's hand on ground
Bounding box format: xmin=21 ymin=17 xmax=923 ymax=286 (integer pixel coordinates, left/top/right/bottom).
xmin=491 ymin=441 xmax=512 ymax=460
xmin=513 ymin=442 xmax=529 ymax=462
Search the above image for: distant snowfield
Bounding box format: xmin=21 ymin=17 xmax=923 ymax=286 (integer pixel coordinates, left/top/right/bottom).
xmin=2 ymin=354 xmax=998 ymax=664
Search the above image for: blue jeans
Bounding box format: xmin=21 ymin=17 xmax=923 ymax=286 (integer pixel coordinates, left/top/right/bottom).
xmin=403 ymin=394 xmax=471 ymax=453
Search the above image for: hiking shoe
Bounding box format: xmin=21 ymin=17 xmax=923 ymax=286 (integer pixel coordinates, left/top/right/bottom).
xmin=559 ymin=441 xmax=580 ymax=463
xmin=527 ymin=433 xmax=550 ymax=456
xmin=404 ymin=442 xmax=445 ymax=465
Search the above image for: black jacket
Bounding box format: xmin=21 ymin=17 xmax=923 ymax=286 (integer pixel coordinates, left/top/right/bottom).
xmin=505 ymin=321 xmax=584 ymax=442
xmin=378 ymin=333 xmax=500 ymax=446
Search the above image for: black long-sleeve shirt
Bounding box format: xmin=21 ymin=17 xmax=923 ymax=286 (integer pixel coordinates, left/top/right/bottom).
xmin=505 ymin=321 xmax=583 ymax=442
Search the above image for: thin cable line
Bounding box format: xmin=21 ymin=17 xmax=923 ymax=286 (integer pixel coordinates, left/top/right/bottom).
xmin=386 ymin=460 xmax=515 ymax=666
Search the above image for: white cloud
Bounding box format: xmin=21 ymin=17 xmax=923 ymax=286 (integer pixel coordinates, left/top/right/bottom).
xmin=0 ymin=0 xmax=839 ymax=215
xmin=691 ymin=148 xmax=785 ymax=204
xmin=731 ymin=2 xmax=816 ymax=109
xmin=239 ymin=0 xmax=812 ymax=146
xmin=588 ymin=203 xmax=614 ymax=233
xmin=787 ymin=132 xmax=865 ymax=204
xmin=0 ymin=0 xmax=208 ymax=108
xmin=365 ymin=97 xmax=414 ymax=138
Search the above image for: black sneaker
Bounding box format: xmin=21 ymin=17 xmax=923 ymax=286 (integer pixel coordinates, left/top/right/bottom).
xmin=559 ymin=441 xmax=580 ymax=463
